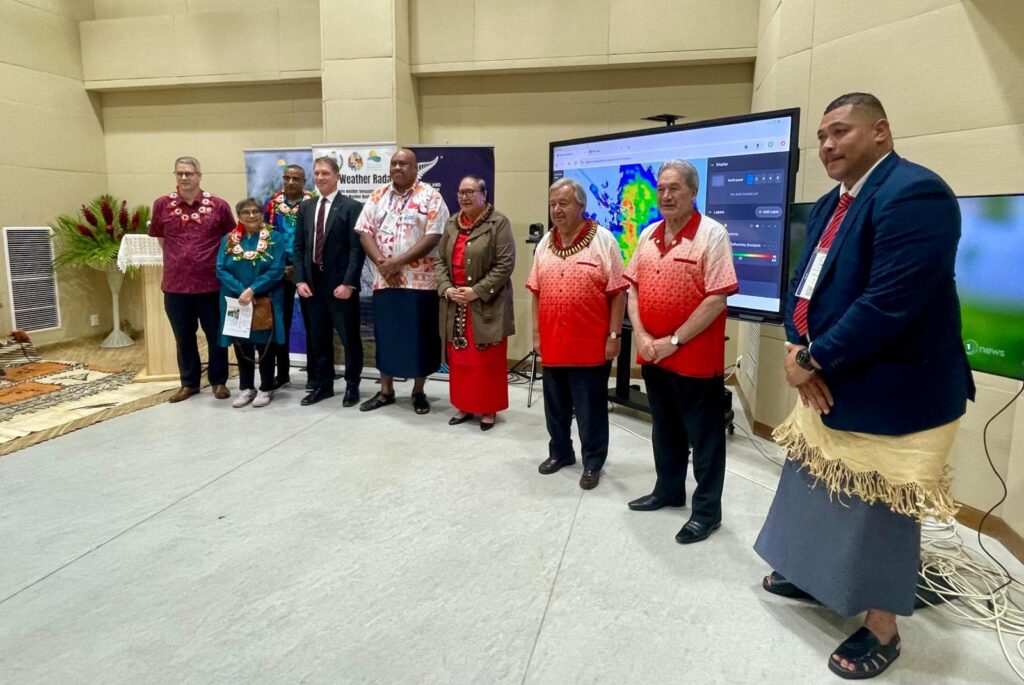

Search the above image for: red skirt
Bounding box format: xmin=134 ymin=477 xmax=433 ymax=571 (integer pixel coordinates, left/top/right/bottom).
xmin=447 ymin=309 xmax=508 ymax=414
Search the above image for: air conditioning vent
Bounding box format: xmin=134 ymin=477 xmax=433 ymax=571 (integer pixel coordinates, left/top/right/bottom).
xmin=4 ymin=227 xmax=61 ymax=332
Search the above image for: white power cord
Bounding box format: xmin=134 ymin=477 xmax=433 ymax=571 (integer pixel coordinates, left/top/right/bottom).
xmin=919 ymin=518 xmax=1024 ymax=681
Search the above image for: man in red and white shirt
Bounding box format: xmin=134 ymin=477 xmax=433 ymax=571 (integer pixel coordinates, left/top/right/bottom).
xmin=149 ymin=156 xmax=236 ymax=403
xmin=526 ymin=178 xmax=627 ymax=490
xmin=624 ymin=160 xmax=738 ymax=544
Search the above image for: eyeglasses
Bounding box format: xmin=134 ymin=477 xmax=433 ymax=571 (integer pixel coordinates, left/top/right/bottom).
xmin=174 ymin=171 xmax=197 ymax=178
xmin=238 ymin=209 xmax=262 ymax=217
xmin=456 ymin=189 xmax=480 ymax=197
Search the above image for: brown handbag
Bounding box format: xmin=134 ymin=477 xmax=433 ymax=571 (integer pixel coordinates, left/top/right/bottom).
xmin=251 ymin=296 xmax=273 ymax=331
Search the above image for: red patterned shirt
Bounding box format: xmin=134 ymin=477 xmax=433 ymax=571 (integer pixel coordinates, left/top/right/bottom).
xmin=624 ymin=212 xmax=738 ymax=377
xmin=149 ymin=190 xmax=235 ymax=293
xmin=526 ymin=223 xmax=628 ymax=367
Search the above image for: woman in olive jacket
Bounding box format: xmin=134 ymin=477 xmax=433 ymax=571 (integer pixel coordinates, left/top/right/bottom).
xmin=435 ymin=175 xmax=516 ymax=431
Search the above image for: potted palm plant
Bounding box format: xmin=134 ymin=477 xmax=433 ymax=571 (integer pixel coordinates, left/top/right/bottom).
xmin=51 ymin=195 xmax=150 ymax=348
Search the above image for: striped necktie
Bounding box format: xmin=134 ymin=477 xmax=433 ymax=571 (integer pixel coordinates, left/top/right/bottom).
xmin=792 ymin=192 xmax=854 ymax=337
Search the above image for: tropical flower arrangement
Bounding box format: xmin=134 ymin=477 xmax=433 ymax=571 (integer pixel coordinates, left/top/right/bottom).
xmin=51 ymin=194 xmax=151 ymax=271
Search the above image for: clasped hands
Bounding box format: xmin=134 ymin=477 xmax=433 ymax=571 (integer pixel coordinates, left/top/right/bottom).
xmin=636 ymin=330 xmax=677 ymax=363
xmin=446 ymin=287 xmax=479 ymax=304
xmin=295 ymin=282 xmax=353 ymax=300
xmin=377 ymin=256 xmax=404 ymax=288
xmin=783 ymin=341 xmax=833 ymax=415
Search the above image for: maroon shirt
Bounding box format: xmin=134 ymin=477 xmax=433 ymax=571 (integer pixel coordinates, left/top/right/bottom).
xmin=149 ymin=190 xmax=235 ymax=293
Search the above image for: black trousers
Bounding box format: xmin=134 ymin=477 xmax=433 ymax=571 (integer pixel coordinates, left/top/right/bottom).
xmin=641 ymin=365 xmax=726 ymax=525
xmin=276 ymin=277 xmax=316 ymax=383
xmin=308 ymin=268 xmax=363 ymax=390
xmin=542 ymin=362 xmax=612 ymax=471
xmin=234 ymin=342 xmax=277 ymax=392
xmin=163 ymin=291 xmax=228 ymax=388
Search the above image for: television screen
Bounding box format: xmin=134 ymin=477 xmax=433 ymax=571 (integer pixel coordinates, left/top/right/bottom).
xmin=957 ymin=194 xmax=1024 ymax=379
xmin=786 ymin=195 xmax=1024 ymax=380
xmin=550 ymin=109 xmax=800 ymax=324
xmin=787 ymin=202 xmax=813 ymax=284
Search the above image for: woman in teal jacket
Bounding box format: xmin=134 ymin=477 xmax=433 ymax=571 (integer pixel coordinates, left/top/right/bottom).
xmin=217 ymin=197 xmax=286 ymax=408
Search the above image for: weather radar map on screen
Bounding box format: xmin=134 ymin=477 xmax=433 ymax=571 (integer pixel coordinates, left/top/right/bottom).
xmin=551 ymin=111 xmax=799 ymax=323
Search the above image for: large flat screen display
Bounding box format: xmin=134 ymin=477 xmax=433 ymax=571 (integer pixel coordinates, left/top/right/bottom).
xmin=786 ymin=195 xmax=1024 ymax=380
xmin=957 ymin=194 xmax=1024 ymax=379
xmin=550 ymin=109 xmax=800 ymax=324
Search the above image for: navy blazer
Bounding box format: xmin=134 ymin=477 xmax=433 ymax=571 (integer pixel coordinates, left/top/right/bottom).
xmin=785 ymin=153 xmax=975 ymax=435
xmin=293 ymin=193 xmax=365 ymax=292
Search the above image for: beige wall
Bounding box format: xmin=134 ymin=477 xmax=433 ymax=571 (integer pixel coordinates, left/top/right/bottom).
xmin=410 ymin=0 xmax=758 ymax=74
xmin=744 ymin=0 xmax=1024 ymax=523
xmin=0 ymin=0 xmax=117 ymax=345
xmin=102 ymin=82 xmax=324 ymax=208
xmin=80 ymin=0 xmax=320 ymax=89
xmin=420 ymin=64 xmax=754 ymax=359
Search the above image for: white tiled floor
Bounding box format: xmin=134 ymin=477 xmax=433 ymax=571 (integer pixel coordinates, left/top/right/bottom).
xmin=0 ymin=379 xmax=1020 ymax=684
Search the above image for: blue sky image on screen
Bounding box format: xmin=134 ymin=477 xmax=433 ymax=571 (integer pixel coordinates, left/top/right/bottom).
xmin=956 ymin=195 xmax=1024 ymax=378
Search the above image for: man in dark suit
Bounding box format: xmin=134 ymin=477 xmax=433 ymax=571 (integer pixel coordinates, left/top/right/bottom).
xmin=293 ymin=156 xmax=366 ymax=406
xmin=754 ymin=93 xmax=974 ymax=680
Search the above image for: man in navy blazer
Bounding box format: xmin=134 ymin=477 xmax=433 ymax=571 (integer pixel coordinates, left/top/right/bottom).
xmin=754 ymin=93 xmax=974 ymax=680
xmin=293 ymin=156 xmax=366 ymax=407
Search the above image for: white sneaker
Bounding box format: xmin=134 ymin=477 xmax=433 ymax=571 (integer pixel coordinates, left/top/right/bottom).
xmin=232 ymin=389 xmax=256 ymax=408
xmin=252 ymin=390 xmax=273 ymax=408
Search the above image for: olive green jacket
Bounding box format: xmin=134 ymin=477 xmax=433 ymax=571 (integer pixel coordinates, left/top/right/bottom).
xmin=435 ymin=209 xmax=516 ymax=346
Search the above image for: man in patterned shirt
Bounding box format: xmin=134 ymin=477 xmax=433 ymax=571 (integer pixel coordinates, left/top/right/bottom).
xmin=526 ymin=177 xmax=627 ymax=490
xmin=624 ymin=159 xmax=738 ymax=544
xmin=149 ymin=156 xmax=236 ymax=403
xmin=263 ymin=164 xmax=315 ymax=389
xmin=355 ymin=148 xmax=450 ymax=414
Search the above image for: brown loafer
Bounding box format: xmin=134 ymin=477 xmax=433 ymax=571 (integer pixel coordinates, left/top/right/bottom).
xmin=579 ymin=469 xmax=601 ymax=490
xmin=538 ymin=456 xmax=576 ymax=475
xmin=211 ymin=384 xmax=231 ymax=400
xmin=168 ymin=386 xmax=199 ymax=403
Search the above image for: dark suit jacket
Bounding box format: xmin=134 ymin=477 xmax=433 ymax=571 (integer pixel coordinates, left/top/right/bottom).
xmin=293 ymin=193 xmax=365 ymax=292
xmin=785 ymin=152 xmax=975 ymax=435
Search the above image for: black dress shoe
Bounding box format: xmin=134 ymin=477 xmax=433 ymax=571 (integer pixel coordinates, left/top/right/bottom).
xmin=342 ymin=384 xmax=360 ymax=407
xmin=579 ymin=469 xmax=601 ymax=490
xmin=479 ymin=419 xmax=495 ymax=432
xmin=273 ymin=376 xmax=291 ymax=390
xmin=675 ymin=519 xmax=721 ymax=544
xmin=628 ymin=493 xmax=685 ymax=511
xmin=300 ymin=387 xmax=334 ymax=406
xmin=538 ymin=456 xmax=576 ymax=475
xmin=449 ymin=413 xmax=473 ymax=425
xmin=762 ymin=571 xmax=815 ymax=600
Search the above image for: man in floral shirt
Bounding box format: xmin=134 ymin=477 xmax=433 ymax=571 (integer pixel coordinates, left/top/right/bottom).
xmin=149 ymin=156 xmax=236 ymax=402
xmin=263 ymin=164 xmax=316 ymax=389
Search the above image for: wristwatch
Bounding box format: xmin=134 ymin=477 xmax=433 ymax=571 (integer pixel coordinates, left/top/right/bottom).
xmin=670 ymin=334 xmax=682 ymax=347
xmin=608 ymin=331 xmax=620 ymax=340
xmin=795 ymin=347 xmax=817 ymax=373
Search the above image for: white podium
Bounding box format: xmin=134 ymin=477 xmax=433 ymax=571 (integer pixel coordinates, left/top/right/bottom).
xmin=117 ymin=235 xmax=178 ymax=382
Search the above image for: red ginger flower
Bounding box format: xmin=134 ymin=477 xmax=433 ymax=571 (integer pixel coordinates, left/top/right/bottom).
xmin=77 ymin=224 xmax=92 ymax=238
xmin=118 ymin=202 xmax=129 ymax=230
xmin=100 ymin=198 xmax=114 ymax=225
xmin=82 ymin=205 xmax=98 ymax=227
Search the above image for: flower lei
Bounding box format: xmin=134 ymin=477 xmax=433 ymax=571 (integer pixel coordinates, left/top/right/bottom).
xmin=169 ymin=191 xmax=215 ymax=225
xmin=268 ymin=189 xmax=313 ymax=220
xmin=226 ymin=224 xmax=275 ymax=262
xmin=457 ymin=204 xmax=493 ymax=233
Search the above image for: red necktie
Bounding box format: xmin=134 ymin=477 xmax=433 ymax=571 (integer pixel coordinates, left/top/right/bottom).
xmin=792 ymin=192 xmax=854 ymax=336
xmin=314 ymin=197 xmax=327 ymax=266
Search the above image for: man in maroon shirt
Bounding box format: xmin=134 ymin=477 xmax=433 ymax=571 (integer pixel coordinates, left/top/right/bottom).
xmin=149 ymin=156 xmax=236 ymax=402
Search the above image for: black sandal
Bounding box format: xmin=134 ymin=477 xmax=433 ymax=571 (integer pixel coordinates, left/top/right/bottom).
xmin=827 ymin=627 xmax=900 ymax=680
xmin=359 ymin=391 xmax=395 ymax=412
xmin=762 ymin=571 xmax=816 ymax=601
xmin=412 ymin=392 xmax=430 ymax=414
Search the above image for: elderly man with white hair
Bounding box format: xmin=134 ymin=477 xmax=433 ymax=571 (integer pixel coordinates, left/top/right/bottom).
xmin=624 ymin=159 xmax=738 ymax=544
xmin=526 ymin=177 xmax=627 ymax=491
